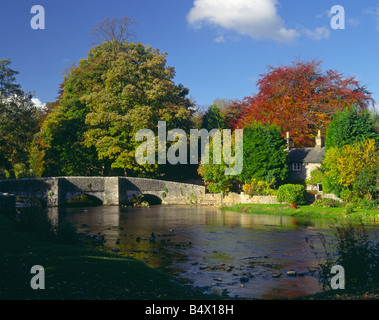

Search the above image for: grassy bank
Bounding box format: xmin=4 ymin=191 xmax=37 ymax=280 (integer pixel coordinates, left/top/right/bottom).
xmin=222 ymin=203 xmax=379 ymax=223
xmin=0 ymin=213 xmax=214 ymax=300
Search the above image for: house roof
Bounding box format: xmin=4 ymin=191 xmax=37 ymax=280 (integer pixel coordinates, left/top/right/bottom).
xmin=288 ymin=147 xmax=325 ymax=164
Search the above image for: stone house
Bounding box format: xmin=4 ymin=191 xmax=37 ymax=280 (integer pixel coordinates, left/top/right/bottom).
xmin=286 ymin=131 xmax=325 ymax=192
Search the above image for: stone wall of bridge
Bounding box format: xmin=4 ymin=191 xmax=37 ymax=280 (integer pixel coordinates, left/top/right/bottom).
xmin=0 ymin=177 xmax=207 ymax=207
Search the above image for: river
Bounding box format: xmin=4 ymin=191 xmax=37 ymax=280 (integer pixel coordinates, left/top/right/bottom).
xmin=49 ymin=204 xmax=378 ymax=299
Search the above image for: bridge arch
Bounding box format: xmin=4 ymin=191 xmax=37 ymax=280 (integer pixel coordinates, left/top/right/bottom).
xmin=125 ymin=193 xmax=162 ymax=206
xmin=63 ymin=192 xmax=103 ymax=206
xmin=139 ymin=193 xmax=162 ymax=205
xmin=15 ymin=195 xmax=47 ymax=207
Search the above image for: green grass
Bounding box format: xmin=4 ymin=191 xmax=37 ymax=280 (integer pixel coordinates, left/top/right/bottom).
xmin=222 ymin=203 xmax=379 ymax=223
xmin=0 ymin=214 xmax=215 ymax=300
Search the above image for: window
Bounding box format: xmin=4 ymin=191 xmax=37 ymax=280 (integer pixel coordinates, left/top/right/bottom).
xmin=292 ymin=163 xmax=302 ymax=171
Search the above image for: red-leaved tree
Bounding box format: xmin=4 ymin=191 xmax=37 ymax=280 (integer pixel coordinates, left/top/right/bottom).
xmin=234 ymin=60 xmax=374 ymax=147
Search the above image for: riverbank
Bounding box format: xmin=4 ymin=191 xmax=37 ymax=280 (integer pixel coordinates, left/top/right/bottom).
xmin=222 ymin=204 xmax=379 ymax=223
xmin=0 ymin=213 xmax=215 ymax=300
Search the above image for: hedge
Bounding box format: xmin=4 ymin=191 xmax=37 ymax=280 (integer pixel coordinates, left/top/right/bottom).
xmin=277 ymin=184 xmax=308 ymax=205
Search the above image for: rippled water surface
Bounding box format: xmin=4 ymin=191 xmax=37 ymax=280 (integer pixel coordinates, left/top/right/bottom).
xmin=49 ymin=205 xmax=378 ymax=299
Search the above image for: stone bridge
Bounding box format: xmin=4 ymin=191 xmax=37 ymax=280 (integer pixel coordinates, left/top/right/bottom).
xmin=0 ymin=177 xmax=206 ymax=207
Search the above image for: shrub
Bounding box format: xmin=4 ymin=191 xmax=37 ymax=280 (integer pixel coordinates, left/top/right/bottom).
xmin=345 ymin=203 xmax=355 ymax=215
xmin=56 ymin=221 xmax=78 ymax=245
xmin=127 ymin=194 xmax=150 ymax=207
xmin=277 ymin=184 xmax=308 ymax=205
xmin=360 ymin=199 xmax=379 ymax=210
xmin=0 ymin=169 xmax=10 ymax=179
xmin=242 ymin=178 xmax=276 ymax=196
xmin=323 ymin=139 xmax=378 ymax=202
xmin=13 ymin=163 xmax=33 ymax=179
xmin=306 ymin=221 xmax=379 ymax=292
xmin=311 ymin=198 xmax=343 ymax=208
xmin=305 ymin=168 xmax=324 ymax=186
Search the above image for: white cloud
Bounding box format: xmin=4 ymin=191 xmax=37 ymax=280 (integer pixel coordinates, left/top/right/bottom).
xmin=302 ymin=26 xmax=330 ymax=41
xmin=214 ymin=35 xmax=226 ymax=43
xmin=32 ymin=98 xmax=46 ymax=109
xmin=347 ymin=18 xmax=360 ymax=27
xmin=326 ymin=9 xmax=334 ymax=19
xmin=364 ymin=6 xmax=379 ymax=32
xmin=187 ymin=0 xmax=300 ymax=44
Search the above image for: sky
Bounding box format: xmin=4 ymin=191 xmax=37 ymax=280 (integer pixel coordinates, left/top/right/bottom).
xmin=1 ymin=0 xmax=379 ymax=111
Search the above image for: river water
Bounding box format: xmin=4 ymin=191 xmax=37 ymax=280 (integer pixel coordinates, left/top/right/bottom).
xmin=51 ymin=205 xmax=377 ymax=299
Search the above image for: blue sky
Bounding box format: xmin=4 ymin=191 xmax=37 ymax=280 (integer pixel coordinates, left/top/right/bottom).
xmin=1 ymin=0 xmax=378 ymax=110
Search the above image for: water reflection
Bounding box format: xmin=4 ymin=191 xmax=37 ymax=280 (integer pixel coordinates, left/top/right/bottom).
xmin=55 ymin=205 xmax=373 ymax=299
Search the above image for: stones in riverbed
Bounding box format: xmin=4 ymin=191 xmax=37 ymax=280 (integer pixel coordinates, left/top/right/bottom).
xmin=285 ymin=270 xmax=306 ymax=277
xmin=272 ymin=273 xmax=282 ymax=278
xmin=240 ymin=277 xmax=249 ymax=283
xmin=198 ymin=264 xmax=235 ymax=272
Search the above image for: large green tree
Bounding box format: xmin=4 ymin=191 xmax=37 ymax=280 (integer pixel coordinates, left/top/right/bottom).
xmin=198 ymin=123 xmax=288 ymax=193
xmin=240 ymin=123 xmax=288 ymax=185
xmin=325 ymin=106 xmax=378 ymax=151
xmin=32 ymin=41 xmax=194 ymax=177
xmin=0 ymin=59 xmax=41 ymax=178
xmin=202 ymin=104 xmax=225 ymax=131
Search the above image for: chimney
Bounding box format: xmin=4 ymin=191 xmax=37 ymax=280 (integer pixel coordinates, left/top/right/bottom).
xmin=315 ymin=130 xmax=324 ymax=150
xmin=285 ymin=132 xmax=293 ymax=151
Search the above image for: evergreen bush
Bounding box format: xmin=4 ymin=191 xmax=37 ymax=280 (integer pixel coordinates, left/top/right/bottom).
xmin=276 ymin=184 xmax=308 ymax=205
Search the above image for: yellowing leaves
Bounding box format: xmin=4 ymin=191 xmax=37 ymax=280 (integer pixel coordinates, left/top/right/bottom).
xmin=324 ymin=139 xmax=378 ymax=191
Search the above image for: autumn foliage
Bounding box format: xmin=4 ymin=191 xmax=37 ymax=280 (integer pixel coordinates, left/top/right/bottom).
xmin=323 ymin=139 xmax=378 ymax=202
xmin=234 ymin=60 xmax=374 ymax=147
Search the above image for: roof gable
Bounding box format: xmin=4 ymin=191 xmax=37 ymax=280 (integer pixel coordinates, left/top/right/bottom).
xmin=288 ymin=147 xmax=325 ymax=164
